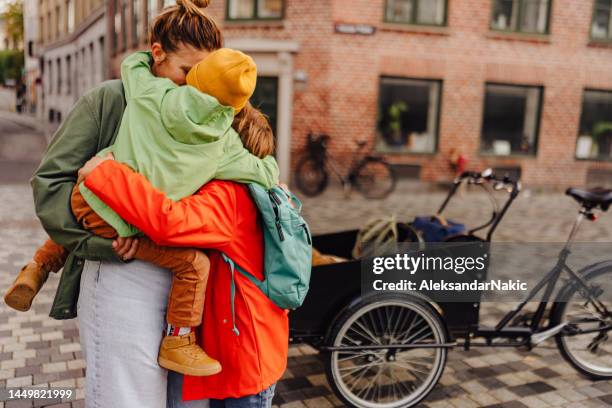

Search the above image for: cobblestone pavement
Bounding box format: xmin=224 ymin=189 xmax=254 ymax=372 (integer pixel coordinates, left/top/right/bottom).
xmin=1 ymin=180 xmax=612 ymax=408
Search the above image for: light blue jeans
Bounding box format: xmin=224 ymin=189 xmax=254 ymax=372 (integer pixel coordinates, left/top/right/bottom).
xmin=167 ymin=371 xmax=209 ymax=408
xmin=209 ymin=384 xmax=276 ymax=408
xmin=167 ymin=371 xmax=275 ymax=408
xmin=78 ymin=260 xmax=175 ymax=408
xmin=79 ymin=260 xmax=212 ymax=408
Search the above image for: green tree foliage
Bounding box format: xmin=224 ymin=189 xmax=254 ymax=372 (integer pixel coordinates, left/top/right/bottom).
xmin=2 ymin=0 xmax=24 ymax=49
xmin=0 ymin=49 xmax=24 ymax=84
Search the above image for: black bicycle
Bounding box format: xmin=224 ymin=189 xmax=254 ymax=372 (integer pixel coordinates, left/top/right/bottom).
xmin=294 ymin=132 xmax=397 ymax=199
xmin=290 ymin=170 xmax=612 ymax=407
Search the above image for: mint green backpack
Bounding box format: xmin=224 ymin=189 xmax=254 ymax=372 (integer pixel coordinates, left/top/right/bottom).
xmin=222 ymin=184 xmax=313 ymax=335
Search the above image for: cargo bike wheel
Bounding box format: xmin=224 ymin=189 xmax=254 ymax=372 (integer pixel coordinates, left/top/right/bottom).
xmin=324 ymin=293 xmax=448 ymax=408
xmin=551 ymin=264 xmax=612 ymax=380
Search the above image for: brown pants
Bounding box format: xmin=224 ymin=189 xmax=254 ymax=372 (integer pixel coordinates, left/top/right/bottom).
xmin=34 ymin=185 xmax=209 ymax=327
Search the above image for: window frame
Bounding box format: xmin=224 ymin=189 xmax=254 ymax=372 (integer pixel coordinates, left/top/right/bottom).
xmin=590 ymin=0 xmax=612 ymax=42
xmin=489 ymin=0 xmax=553 ymax=35
xmin=575 ymin=88 xmax=612 ymax=162
xmin=225 ymin=0 xmax=285 ymax=22
xmin=479 ymin=82 xmax=544 ymax=158
xmin=383 ymin=0 xmax=449 ymax=27
xmin=375 ymin=76 xmax=443 ymax=155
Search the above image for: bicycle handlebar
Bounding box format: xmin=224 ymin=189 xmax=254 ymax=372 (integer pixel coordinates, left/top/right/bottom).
xmin=438 ymin=169 xmax=522 ymax=241
xmin=456 ymin=169 xmax=521 ymax=196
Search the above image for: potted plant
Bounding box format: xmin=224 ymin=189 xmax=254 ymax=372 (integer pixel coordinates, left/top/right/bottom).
xmin=383 ymin=101 xmax=408 ymax=147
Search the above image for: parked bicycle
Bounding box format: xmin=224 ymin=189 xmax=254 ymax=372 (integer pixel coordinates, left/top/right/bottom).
xmin=294 ymin=132 xmax=397 ymax=199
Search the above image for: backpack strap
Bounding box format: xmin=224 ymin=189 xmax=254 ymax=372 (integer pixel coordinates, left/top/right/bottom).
xmin=221 ymin=253 xmax=265 ymax=337
xmin=221 ymin=253 xmax=241 ymax=337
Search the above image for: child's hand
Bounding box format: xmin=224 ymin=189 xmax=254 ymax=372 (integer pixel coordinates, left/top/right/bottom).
xmin=77 ymin=153 xmax=115 ymax=184
xmin=113 ymin=237 xmax=139 ymax=261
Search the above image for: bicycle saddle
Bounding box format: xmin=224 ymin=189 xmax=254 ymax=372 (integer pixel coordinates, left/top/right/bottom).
xmin=355 ymin=140 xmax=368 ymax=148
xmin=566 ymin=187 xmax=612 ymax=211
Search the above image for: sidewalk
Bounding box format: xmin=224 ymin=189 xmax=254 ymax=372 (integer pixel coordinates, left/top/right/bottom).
xmin=0 ymin=110 xmax=54 ymax=184
xmin=0 ymin=110 xmax=58 ymax=140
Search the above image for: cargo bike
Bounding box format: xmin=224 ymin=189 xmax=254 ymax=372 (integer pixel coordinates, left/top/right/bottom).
xmin=289 ymin=170 xmax=612 ymax=407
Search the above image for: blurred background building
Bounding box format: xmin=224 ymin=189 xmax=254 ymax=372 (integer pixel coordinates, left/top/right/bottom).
xmin=19 ymin=0 xmax=612 ymax=187
xmin=23 ymin=0 xmax=41 ymax=115
xmin=36 ymin=0 xmax=106 ymax=122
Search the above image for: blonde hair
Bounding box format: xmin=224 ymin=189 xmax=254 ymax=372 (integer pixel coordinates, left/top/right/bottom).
xmin=149 ymin=0 xmax=222 ymax=53
xmin=232 ymin=102 xmax=275 ymax=158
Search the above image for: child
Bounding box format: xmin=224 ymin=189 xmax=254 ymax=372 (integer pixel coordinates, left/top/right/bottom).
xmin=4 ymin=49 xmax=278 ymax=377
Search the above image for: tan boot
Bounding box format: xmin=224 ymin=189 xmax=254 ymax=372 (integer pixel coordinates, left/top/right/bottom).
xmin=158 ymin=332 xmax=222 ymax=377
xmin=3 ymin=262 xmax=50 ymax=312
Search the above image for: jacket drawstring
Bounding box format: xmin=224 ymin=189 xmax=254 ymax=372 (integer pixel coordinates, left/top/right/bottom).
xmin=222 ymin=253 xmax=240 ymax=336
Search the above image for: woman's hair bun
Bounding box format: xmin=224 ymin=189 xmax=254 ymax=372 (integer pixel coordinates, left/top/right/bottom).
xmin=176 ymin=0 xmax=210 ymax=9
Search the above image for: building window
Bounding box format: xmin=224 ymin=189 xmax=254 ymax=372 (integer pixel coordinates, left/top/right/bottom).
xmin=56 ymin=58 xmax=62 ymax=94
xmin=376 ymin=77 xmax=441 ymax=154
xmin=38 ymin=15 xmax=44 ymax=43
xmin=90 ymin=43 xmax=95 ymax=84
xmin=67 ymin=0 xmax=75 ymax=33
xmin=480 ymin=83 xmax=542 ymax=156
xmin=133 ymin=0 xmax=142 ymax=45
xmin=81 ymin=48 xmax=86 ymax=89
xmin=121 ymin=0 xmax=128 ymax=51
xmin=99 ymin=36 xmax=105 ymax=80
xmin=576 ymin=90 xmax=612 ymax=160
xmin=384 ymin=0 xmax=447 ymax=26
xmin=227 ymin=0 xmax=283 ymax=20
xmin=112 ymin=0 xmax=119 ymax=54
xmin=47 ymin=60 xmax=53 ymax=94
xmin=47 ymin=11 xmax=52 ymax=39
xmin=66 ymin=55 xmax=71 ymax=94
xmin=148 ymin=0 xmax=158 ymax=27
xmin=491 ymin=0 xmax=551 ymax=34
xmin=251 ymin=76 xmax=278 ymax=136
xmin=55 ymin=6 xmax=64 ymax=38
xmin=592 ymin=0 xmax=612 ymax=40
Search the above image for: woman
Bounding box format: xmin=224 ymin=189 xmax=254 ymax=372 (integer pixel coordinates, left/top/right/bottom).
xmin=31 ymin=0 xmax=228 ymax=406
xmin=78 ymin=139 xmax=289 ymax=407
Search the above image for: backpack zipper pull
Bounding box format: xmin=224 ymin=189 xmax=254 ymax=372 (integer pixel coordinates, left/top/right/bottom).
xmin=276 ymin=220 xmax=285 ymax=241
xmin=302 ymin=224 xmax=312 ymax=245
xmin=269 ymin=191 xmax=282 ymax=205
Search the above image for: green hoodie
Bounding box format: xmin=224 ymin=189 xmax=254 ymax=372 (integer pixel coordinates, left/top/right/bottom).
xmin=79 ymin=52 xmax=279 ymax=237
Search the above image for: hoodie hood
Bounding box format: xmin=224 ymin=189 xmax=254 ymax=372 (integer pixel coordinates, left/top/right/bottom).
xmin=161 ymin=85 xmax=235 ymax=145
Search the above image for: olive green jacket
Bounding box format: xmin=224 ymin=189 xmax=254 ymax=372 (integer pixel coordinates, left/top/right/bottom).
xmin=32 ymin=80 xmax=126 ymax=320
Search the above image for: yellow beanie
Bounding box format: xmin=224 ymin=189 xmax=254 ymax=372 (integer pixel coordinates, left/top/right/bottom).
xmin=186 ymin=48 xmax=257 ymax=114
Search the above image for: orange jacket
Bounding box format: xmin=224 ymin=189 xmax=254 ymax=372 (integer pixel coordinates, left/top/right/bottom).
xmin=84 ymin=160 xmax=289 ymax=400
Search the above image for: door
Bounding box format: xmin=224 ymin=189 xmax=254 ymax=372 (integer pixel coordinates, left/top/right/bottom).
xmin=250 ymin=76 xmax=279 ymax=137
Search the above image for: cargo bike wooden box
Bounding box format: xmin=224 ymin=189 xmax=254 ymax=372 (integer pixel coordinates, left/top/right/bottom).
xmin=289 ymin=170 xmax=612 ymax=408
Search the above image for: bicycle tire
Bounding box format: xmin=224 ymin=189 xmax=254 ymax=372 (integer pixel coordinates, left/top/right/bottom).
xmin=324 ymin=293 xmax=448 ymax=408
xmin=353 ymin=158 xmax=397 ymax=199
xmin=294 ymin=155 xmax=329 ymax=197
xmin=551 ymin=263 xmax=612 ymax=379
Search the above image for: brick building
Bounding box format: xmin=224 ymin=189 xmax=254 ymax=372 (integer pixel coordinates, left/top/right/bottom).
xmin=111 ymin=0 xmax=612 ymax=187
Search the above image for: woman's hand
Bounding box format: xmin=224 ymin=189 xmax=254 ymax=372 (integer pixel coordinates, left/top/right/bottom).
xmin=77 ymin=153 xmax=114 ymax=184
xmin=113 ymin=237 xmax=139 ymax=261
